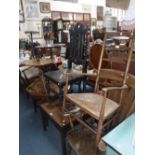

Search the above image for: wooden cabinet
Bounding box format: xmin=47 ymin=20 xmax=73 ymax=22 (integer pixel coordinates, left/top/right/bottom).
xmin=51 ymin=11 xmax=91 ymax=27
xmin=61 ymin=12 xmax=73 ymax=21
xmin=51 ymin=11 xmax=91 ymax=43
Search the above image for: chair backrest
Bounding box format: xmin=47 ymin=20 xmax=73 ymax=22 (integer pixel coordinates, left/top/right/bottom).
xmin=98 ymin=69 xmax=135 ymax=124
xmin=94 ymin=31 xmax=134 ymax=92
xmin=104 ymin=32 xmax=134 ymax=70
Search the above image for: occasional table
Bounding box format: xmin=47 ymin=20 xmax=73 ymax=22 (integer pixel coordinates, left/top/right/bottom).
xmin=40 ymin=99 xmax=74 ymax=155
xmin=102 ymin=113 xmax=135 ymax=155
xmin=23 ymin=58 xmax=58 ymax=72
xmin=23 ymin=58 xmax=53 ymax=67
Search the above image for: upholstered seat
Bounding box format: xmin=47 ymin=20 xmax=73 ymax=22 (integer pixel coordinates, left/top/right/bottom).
xmin=66 ymin=93 xmax=119 ymax=120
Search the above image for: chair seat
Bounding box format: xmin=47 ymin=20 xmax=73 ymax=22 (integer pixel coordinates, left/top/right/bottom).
xmin=20 ymin=66 xmax=40 ymax=80
xmin=67 ymin=128 xmax=98 ymax=155
xmin=40 ymin=100 xmax=70 ymax=127
xmin=26 ymin=78 xmax=48 ymax=99
xmin=66 ymin=93 xmax=119 ymax=120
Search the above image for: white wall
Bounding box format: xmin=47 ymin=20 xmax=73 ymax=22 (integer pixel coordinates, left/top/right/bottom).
xmin=20 ymin=0 xmax=106 ymax=43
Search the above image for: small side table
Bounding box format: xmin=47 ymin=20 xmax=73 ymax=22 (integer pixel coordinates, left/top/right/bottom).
xmin=40 ymin=99 xmax=76 ymax=155
xmin=102 ymin=114 xmax=135 ymax=155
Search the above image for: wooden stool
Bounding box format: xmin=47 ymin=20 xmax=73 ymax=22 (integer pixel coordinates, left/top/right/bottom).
xmin=40 ymin=99 xmax=76 ymax=155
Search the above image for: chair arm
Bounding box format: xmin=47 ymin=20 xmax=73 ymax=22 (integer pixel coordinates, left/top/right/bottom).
xmin=102 ymin=84 xmax=128 ymax=92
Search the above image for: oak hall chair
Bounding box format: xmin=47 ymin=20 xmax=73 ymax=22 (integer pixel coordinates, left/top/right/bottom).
xmin=62 ymin=32 xmax=135 ymax=155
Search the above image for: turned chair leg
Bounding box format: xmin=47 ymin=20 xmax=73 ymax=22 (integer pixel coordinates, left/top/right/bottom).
xmin=40 ymin=110 xmax=48 ymax=131
xmin=32 ymin=99 xmax=37 ymax=112
xmin=66 ymin=141 xmax=72 ymax=155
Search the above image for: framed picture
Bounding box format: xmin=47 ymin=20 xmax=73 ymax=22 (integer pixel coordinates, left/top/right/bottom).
xmin=39 ymin=2 xmax=51 ymax=13
xmin=61 ymin=12 xmax=73 ymax=20
xmin=91 ymin=18 xmax=96 ymax=26
xmin=24 ymin=0 xmax=40 ymax=20
xmin=74 ymin=13 xmax=83 ymax=21
xmin=51 ymin=11 xmax=61 ymax=20
xmin=19 ymin=0 xmax=25 ymax=22
xmin=97 ymin=6 xmax=104 ymax=20
xmin=84 ymin=13 xmax=90 ymax=21
xmin=32 ymin=22 xmax=43 ymax=39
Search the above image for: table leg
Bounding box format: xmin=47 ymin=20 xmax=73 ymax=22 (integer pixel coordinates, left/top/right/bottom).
xmin=60 ymin=129 xmax=67 ymax=155
xmin=32 ymin=98 xmax=37 ymax=112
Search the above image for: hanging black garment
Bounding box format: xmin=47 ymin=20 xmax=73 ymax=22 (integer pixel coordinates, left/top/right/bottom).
xmin=68 ymin=23 xmax=89 ymax=72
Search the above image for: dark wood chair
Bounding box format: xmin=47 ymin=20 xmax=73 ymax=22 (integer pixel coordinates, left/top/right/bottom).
xmin=62 ymin=32 xmax=135 ymax=155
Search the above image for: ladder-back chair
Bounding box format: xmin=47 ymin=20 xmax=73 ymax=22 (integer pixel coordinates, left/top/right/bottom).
xmin=62 ymin=32 xmax=135 ymax=154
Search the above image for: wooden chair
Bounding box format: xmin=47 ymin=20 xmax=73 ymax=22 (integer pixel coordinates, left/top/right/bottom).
xmin=86 ymin=31 xmax=134 ymax=91
xmin=19 ymin=65 xmax=41 ymax=87
xmin=25 ymin=75 xmax=60 ymax=112
xmin=62 ymin=32 xmax=135 ymax=155
xmin=63 ymin=70 xmax=135 ymax=154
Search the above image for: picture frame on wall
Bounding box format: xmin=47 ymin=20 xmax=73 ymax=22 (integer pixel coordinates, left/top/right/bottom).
xmin=39 ymin=2 xmax=51 ymax=13
xmin=97 ymin=6 xmax=104 ymax=20
xmin=19 ymin=0 xmax=25 ymax=22
xmin=24 ymin=0 xmax=40 ymax=20
xmin=32 ymin=22 xmax=43 ymax=39
xmin=91 ymin=18 xmax=96 ymax=26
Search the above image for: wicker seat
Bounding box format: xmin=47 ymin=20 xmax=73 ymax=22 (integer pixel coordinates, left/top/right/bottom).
xmin=66 ymin=93 xmax=119 ymax=120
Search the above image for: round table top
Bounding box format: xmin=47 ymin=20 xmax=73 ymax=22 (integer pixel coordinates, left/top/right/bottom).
xmin=23 ymin=58 xmax=53 ymax=67
xmin=36 ymin=43 xmax=66 ymax=49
